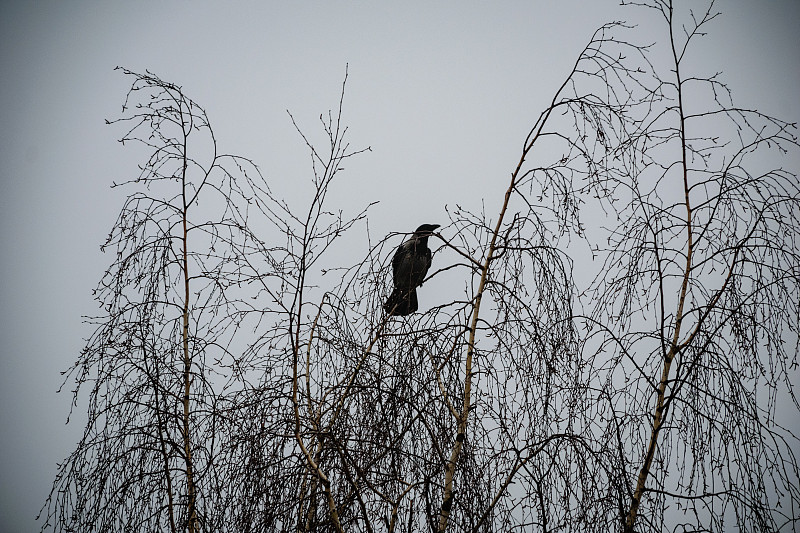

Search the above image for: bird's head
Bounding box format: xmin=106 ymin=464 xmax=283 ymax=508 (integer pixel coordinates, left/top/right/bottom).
xmin=414 ymin=224 xmax=440 ymax=236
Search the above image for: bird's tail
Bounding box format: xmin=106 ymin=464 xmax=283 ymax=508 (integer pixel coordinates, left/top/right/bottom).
xmin=384 ymin=288 xmax=418 ymax=316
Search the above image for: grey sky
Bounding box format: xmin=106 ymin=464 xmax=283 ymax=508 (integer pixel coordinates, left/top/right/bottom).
xmin=1 ymin=2 xmax=798 ymax=532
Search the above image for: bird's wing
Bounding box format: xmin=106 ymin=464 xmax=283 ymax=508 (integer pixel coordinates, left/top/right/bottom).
xmin=391 ymin=242 xmax=407 ymax=277
xmin=392 ymin=239 xmax=417 ymax=285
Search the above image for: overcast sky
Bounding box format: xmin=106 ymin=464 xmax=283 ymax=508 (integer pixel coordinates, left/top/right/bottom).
xmin=1 ymin=2 xmax=798 ymax=531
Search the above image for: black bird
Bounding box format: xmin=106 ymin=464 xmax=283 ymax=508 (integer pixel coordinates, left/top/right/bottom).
xmin=384 ymin=224 xmax=440 ymax=316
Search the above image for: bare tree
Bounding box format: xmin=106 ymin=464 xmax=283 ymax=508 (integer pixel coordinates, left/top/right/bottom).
xmin=557 ymin=2 xmax=800 ymax=530
xmin=38 ymin=68 xmax=298 ymax=532
xmin=43 ymin=1 xmax=799 ymax=532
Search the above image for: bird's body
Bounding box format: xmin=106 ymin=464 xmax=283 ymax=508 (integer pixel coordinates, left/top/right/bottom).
xmin=384 ymin=224 xmax=439 ymax=316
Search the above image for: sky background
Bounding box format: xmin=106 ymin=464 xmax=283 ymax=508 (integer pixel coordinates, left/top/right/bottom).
xmin=1 ymin=1 xmax=798 ymax=531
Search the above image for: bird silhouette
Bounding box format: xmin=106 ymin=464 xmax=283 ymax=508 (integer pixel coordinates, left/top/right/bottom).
xmin=384 ymin=224 xmax=439 ymax=316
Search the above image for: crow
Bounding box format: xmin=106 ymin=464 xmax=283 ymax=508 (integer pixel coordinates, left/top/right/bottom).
xmin=384 ymin=224 xmax=440 ymax=316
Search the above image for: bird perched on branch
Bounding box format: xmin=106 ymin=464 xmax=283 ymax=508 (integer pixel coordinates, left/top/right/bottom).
xmin=384 ymin=224 xmax=440 ymax=316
